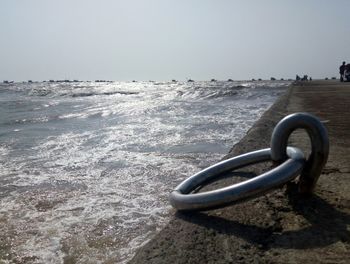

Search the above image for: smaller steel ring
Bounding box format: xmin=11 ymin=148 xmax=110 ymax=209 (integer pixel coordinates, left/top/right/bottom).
xmin=270 ymin=112 xmax=329 ymax=194
xmin=170 ymin=147 xmax=305 ymax=211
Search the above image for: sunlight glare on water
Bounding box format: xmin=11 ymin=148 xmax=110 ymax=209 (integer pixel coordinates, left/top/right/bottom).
xmin=0 ymin=80 xmax=289 ymax=263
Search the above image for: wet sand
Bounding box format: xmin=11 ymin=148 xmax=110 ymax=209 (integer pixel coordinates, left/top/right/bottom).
xmin=130 ymin=80 xmax=350 ymax=263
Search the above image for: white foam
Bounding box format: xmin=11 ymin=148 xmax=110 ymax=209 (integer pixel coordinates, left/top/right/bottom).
xmin=0 ymin=81 xmax=289 ymax=263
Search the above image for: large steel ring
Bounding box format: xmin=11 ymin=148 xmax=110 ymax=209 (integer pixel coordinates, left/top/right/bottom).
xmin=271 ymin=112 xmax=329 ymax=194
xmin=170 ymin=147 xmax=305 ymax=211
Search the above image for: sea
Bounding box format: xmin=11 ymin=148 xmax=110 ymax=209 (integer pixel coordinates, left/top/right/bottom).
xmin=0 ymin=80 xmax=290 ymax=263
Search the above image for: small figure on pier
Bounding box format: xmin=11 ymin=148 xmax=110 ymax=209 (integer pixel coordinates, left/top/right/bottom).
xmin=339 ymin=61 xmax=346 ymax=82
xmin=345 ymin=63 xmax=350 ymax=82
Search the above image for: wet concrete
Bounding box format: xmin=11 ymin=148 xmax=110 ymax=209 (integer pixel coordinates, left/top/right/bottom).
xmin=130 ymin=81 xmax=350 ymax=264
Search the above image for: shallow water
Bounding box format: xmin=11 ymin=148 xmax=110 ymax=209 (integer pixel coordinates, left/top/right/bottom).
xmin=0 ymin=80 xmax=289 ymax=263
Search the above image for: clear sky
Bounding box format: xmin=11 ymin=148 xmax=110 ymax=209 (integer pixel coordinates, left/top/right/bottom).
xmin=1 ymin=0 xmax=350 ymax=81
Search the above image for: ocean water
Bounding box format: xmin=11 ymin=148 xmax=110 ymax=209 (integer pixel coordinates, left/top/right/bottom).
xmin=0 ymin=80 xmax=289 ymax=263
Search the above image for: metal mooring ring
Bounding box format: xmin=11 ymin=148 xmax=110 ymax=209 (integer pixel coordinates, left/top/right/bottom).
xmin=170 ymin=147 xmax=305 ymax=211
xmin=270 ymin=112 xmax=329 ymax=194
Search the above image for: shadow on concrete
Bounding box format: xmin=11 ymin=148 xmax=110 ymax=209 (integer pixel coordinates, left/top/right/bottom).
xmin=176 ymin=183 xmax=350 ymax=249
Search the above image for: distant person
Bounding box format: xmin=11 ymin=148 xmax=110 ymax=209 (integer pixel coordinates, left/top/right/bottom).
xmin=345 ymin=64 xmax=350 ymax=82
xmin=302 ymin=75 xmax=308 ymax=81
xmin=339 ymin=61 xmax=346 ymax=82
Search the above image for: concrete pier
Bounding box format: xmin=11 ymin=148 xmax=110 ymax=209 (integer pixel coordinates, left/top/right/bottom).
xmin=131 ymin=81 xmax=350 ymax=263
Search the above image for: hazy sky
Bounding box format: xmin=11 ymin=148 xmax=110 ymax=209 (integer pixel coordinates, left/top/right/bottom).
xmin=1 ymin=0 xmax=350 ymax=81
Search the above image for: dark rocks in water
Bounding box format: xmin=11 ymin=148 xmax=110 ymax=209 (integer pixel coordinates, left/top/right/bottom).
xmin=211 ymin=79 xmax=216 ymax=82
xmin=49 ymin=80 xmax=55 ymax=83
xmin=172 ymin=79 xmax=177 ymax=82
xmin=270 ymin=77 xmax=276 ymax=81
xmin=187 ymin=79 xmax=194 ymax=82
xmin=73 ymin=80 xmax=79 ymax=82
xmin=132 ymin=80 xmax=137 ymax=83
xmin=3 ymin=80 xmax=15 ymax=84
xmin=227 ymin=79 xmax=233 ymax=82
xmin=325 ymin=77 xmax=329 ymax=80
xmin=28 ymin=80 xmax=33 ymax=83
xmin=258 ymin=78 xmax=262 ymax=81
xmin=251 ymin=79 xmax=256 ymax=81
xmin=331 ymin=77 xmax=336 ymax=80
xmin=280 ymin=78 xmax=284 ymax=81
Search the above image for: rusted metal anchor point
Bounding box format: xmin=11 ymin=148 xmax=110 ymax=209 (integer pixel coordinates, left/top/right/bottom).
xmin=271 ymin=112 xmax=329 ymax=194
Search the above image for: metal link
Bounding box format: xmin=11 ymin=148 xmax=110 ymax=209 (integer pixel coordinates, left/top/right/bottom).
xmin=169 ymin=112 xmax=329 ymax=211
xmin=270 ymin=112 xmax=329 ymax=194
xmin=170 ymin=147 xmax=305 ymax=211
